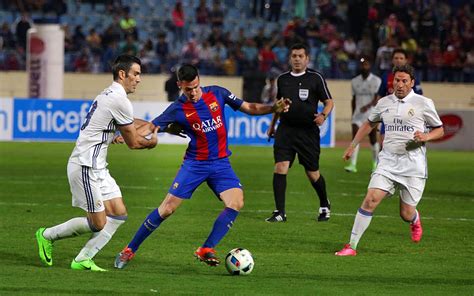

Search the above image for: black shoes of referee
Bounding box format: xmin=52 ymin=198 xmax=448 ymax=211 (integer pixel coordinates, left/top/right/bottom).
xmin=265 ymin=205 xmax=331 ymax=222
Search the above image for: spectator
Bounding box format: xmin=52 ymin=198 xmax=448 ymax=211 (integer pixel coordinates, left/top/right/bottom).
xmin=197 ymin=40 xmax=213 ymax=74
xmin=268 ymin=0 xmax=283 ymax=22
xmin=258 ymin=42 xmax=276 ymax=73
xmin=254 ymin=27 xmax=268 ymax=49
xmin=209 ymin=0 xmax=224 ymax=28
xmin=194 ymin=0 xmax=210 ymax=39
xmin=305 ymin=15 xmax=321 ymax=49
xmin=427 ymin=43 xmax=443 ymax=81
xmin=241 ymin=38 xmax=258 ymax=72
xmin=139 ymin=39 xmax=156 ymax=73
xmin=181 ymin=39 xmax=200 ymax=66
xmin=120 ymin=6 xmax=138 ymax=40
xmin=119 ymin=34 xmax=138 ymax=56
xmin=155 ymin=32 xmax=170 ymax=73
xmin=0 ymin=22 xmax=15 ymax=49
xmin=171 ymin=1 xmax=186 ymax=47
xmin=72 ymin=25 xmax=87 ymax=51
xmin=86 ymin=28 xmax=102 ymax=55
xmin=14 ymin=13 xmax=32 ymax=50
xmin=272 ymin=38 xmax=289 ymax=71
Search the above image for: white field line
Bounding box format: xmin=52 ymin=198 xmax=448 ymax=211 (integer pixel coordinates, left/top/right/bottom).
xmin=0 ymin=202 xmax=472 ymax=222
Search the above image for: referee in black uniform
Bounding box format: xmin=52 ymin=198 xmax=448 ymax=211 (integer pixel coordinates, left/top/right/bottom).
xmin=266 ymin=43 xmax=334 ymax=222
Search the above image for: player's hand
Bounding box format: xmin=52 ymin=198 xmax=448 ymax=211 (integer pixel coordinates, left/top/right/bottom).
xmin=272 ymin=98 xmax=291 ymax=113
xmin=360 ymin=104 xmax=370 ymax=113
xmin=313 ymin=113 xmax=326 ymax=126
xmin=112 ymin=135 xmax=125 ymax=144
xmin=165 ymin=123 xmax=186 ymax=138
xmin=406 ymin=131 xmax=426 ymax=151
xmin=147 ymin=126 xmax=159 ymax=149
xmin=342 ymin=143 xmax=356 ymax=161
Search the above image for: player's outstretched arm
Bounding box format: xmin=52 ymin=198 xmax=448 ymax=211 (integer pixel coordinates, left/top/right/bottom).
xmin=343 ymin=120 xmax=377 ymax=160
xmin=239 ymin=98 xmax=291 ymax=115
xmin=118 ymin=123 xmax=159 ymax=149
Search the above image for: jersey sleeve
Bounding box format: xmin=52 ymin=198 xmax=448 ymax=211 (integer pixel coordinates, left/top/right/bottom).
xmin=368 ymin=99 xmax=384 ymax=123
xmin=151 ymin=103 xmax=178 ymax=130
xmin=423 ymin=99 xmax=442 ymax=128
xmin=314 ymin=73 xmax=332 ymax=101
xmin=218 ymin=86 xmax=244 ymax=111
xmin=111 ymin=97 xmax=134 ymax=126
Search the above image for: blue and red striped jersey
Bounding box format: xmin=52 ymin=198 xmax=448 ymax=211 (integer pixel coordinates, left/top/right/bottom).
xmin=152 ymin=85 xmax=244 ymax=160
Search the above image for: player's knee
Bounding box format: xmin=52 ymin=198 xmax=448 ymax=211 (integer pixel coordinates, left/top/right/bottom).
xmin=91 ymin=220 xmax=106 ymax=232
xmin=159 ymin=204 xmax=176 ymax=218
xmin=362 ymin=196 xmax=378 ymax=211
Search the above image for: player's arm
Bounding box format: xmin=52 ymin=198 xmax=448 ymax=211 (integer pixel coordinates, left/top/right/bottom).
xmin=239 ymin=98 xmax=291 ymax=115
xmin=314 ymin=98 xmax=334 ymax=126
xmin=350 ymin=95 xmax=355 ymax=115
xmin=414 ymin=126 xmax=444 ymax=143
xmin=118 ymin=123 xmax=158 ymax=149
xmin=343 ymin=120 xmax=378 ymax=160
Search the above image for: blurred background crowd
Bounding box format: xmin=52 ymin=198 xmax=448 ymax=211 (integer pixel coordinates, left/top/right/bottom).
xmin=0 ymin=0 xmax=473 ymax=83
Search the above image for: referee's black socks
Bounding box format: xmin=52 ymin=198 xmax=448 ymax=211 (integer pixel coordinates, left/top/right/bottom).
xmin=312 ymin=175 xmax=330 ymax=208
xmin=273 ymin=173 xmax=287 ymax=214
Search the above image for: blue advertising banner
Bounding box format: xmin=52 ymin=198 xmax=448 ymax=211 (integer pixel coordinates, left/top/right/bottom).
xmin=224 ymin=105 xmax=335 ymax=147
xmin=6 ymin=98 xmax=335 ymax=147
xmin=13 ymin=98 xmax=92 ymax=141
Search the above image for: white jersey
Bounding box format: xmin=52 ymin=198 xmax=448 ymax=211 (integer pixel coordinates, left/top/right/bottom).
xmin=369 ymin=90 xmax=442 ymax=178
xmin=69 ymin=82 xmax=134 ymax=169
xmin=351 ymin=73 xmax=381 ymax=126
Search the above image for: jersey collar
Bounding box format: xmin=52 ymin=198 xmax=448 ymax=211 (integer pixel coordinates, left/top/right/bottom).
xmin=396 ymin=89 xmax=415 ymax=102
xmin=111 ymin=81 xmax=127 ymax=97
xmin=290 ymin=70 xmax=306 ymax=77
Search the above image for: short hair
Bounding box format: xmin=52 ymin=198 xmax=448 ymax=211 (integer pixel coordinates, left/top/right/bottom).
xmin=112 ymin=54 xmax=141 ymax=81
xmin=177 ymin=64 xmax=199 ymax=82
xmin=290 ymin=43 xmax=310 ymax=56
xmin=392 ymin=48 xmax=407 ymax=59
xmin=392 ymin=64 xmax=415 ymax=80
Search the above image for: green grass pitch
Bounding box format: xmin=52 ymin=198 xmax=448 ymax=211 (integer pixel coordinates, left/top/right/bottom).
xmin=0 ymin=142 xmax=473 ymax=295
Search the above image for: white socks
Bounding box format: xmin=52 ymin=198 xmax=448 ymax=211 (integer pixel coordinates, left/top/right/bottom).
xmin=349 ymin=208 xmax=373 ymax=250
xmin=43 ymin=217 xmax=92 ymax=241
xmin=350 ymin=144 xmax=360 ymax=167
xmin=75 ymin=215 xmax=126 ymax=262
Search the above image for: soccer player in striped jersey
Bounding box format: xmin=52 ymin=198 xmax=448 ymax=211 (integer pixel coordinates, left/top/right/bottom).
xmin=35 ymin=55 xmax=158 ymax=271
xmin=114 ymin=64 xmax=291 ymax=268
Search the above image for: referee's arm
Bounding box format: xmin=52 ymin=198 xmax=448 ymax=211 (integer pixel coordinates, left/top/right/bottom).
xmin=314 ymin=98 xmax=334 ymax=126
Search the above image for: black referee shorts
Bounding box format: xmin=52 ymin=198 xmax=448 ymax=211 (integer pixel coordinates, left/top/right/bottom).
xmin=273 ymin=125 xmax=321 ymax=171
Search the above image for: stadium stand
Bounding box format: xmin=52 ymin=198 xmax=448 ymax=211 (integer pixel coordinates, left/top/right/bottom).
xmin=0 ymin=0 xmax=472 ymax=82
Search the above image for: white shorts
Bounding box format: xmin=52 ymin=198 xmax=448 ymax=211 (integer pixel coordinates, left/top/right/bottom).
xmin=67 ymin=162 xmax=122 ymax=213
xmin=368 ymin=173 xmax=426 ymax=206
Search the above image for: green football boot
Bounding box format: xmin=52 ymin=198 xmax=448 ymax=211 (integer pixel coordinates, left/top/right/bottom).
xmin=71 ymin=259 xmax=107 ymax=271
xmin=35 ymin=227 xmax=53 ymax=266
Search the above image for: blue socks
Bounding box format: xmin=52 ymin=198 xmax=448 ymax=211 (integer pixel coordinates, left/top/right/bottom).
xmin=203 ymin=207 xmax=239 ymax=248
xmin=128 ymin=209 xmax=164 ymax=253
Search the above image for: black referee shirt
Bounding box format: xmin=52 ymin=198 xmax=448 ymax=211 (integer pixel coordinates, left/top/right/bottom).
xmin=277 ymin=69 xmax=332 ymax=127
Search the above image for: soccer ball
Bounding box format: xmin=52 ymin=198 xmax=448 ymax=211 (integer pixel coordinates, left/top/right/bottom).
xmin=225 ymin=248 xmax=254 ymax=275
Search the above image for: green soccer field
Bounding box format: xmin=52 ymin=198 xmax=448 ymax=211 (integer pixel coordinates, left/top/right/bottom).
xmin=0 ymin=142 xmax=473 ymax=295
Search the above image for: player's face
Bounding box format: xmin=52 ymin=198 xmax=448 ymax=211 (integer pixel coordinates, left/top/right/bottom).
xmin=178 ymin=76 xmax=202 ymax=103
xmin=122 ymin=63 xmax=141 ymax=94
xmin=392 ymin=53 xmax=407 ymax=67
xmin=393 ymin=71 xmax=415 ymax=99
xmin=289 ymin=49 xmax=309 ymax=73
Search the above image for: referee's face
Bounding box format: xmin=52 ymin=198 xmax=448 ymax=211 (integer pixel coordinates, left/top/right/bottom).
xmin=289 ymin=49 xmax=309 ymax=73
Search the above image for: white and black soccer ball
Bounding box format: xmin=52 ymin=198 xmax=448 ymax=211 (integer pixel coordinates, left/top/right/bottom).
xmin=225 ymin=248 xmax=254 ymax=275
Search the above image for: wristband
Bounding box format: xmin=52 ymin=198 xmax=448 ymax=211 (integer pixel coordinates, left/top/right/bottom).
xmin=321 ymin=112 xmax=327 ymax=119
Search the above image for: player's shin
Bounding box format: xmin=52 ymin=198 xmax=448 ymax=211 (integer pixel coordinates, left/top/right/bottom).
xmin=202 ymin=207 xmax=239 ymax=248
xmin=43 ymin=217 xmax=93 ymax=241
xmin=349 ymin=208 xmax=373 ymax=249
xmin=75 ymin=215 xmax=127 ymax=261
xmin=128 ymin=209 xmax=164 ymax=252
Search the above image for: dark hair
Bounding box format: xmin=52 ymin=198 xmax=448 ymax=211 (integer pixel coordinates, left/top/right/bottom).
xmin=112 ymin=54 xmax=141 ymax=81
xmin=392 ymin=48 xmax=407 ymax=59
xmin=290 ymin=43 xmax=309 ymax=56
xmin=177 ymin=64 xmax=199 ymax=82
xmin=392 ymin=64 xmax=415 ymax=80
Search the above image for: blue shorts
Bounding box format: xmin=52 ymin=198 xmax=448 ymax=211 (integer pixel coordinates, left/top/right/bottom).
xmin=169 ymin=158 xmax=242 ymax=199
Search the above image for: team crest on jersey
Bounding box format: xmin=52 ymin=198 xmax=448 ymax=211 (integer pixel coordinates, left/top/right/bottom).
xmin=173 ymin=182 xmax=179 ymax=189
xmin=408 ymin=108 xmax=415 ymax=117
xmin=209 ymin=102 xmax=219 ymax=112
xmin=299 ymin=89 xmax=309 ymax=101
